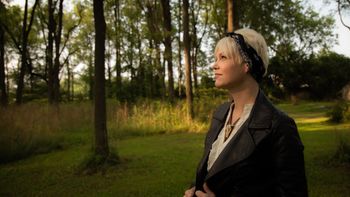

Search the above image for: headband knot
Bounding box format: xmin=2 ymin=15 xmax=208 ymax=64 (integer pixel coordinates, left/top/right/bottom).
xmin=225 ymin=32 xmax=265 ymax=83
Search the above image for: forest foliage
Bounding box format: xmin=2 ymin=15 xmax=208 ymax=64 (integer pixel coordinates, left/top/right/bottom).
xmin=0 ymin=0 xmax=349 ymax=106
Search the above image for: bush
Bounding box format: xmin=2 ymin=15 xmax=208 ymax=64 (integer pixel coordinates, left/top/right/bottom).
xmin=327 ymin=100 xmax=349 ymax=123
xmin=332 ymin=133 xmax=350 ymax=164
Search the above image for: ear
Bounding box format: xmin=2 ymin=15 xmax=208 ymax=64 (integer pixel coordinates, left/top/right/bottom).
xmin=243 ymin=63 xmax=250 ymax=73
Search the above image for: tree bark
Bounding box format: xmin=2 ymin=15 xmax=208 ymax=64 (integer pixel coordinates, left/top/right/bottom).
xmin=52 ymin=0 xmax=64 ymax=104
xmin=15 ymin=0 xmax=38 ymax=104
xmin=177 ymin=0 xmax=183 ymax=97
xmin=144 ymin=1 xmax=165 ymax=98
xmin=190 ymin=1 xmax=198 ymax=93
xmin=227 ymin=0 xmax=240 ymax=32
xmin=161 ymin=0 xmax=175 ymax=99
xmin=227 ymin=0 xmax=234 ymax=32
xmin=88 ymin=50 xmax=94 ymax=100
xmin=66 ymin=61 xmax=71 ymax=101
xmin=0 ymin=20 xmax=7 ymax=106
xmin=233 ymin=0 xmax=240 ymax=30
xmin=114 ymin=0 xmax=122 ymax=100
xmin=47 ymin=0 xmax=55 ymax=104
xmin=16 ymin=0 xmax=29 ymax=104
xmin=106 ymin=39 xmax=112 ymax=98
xmin=183 ymin=0 xmax=194 ymax=120
xmin=93 ymin=0 xmax=109 ymax=157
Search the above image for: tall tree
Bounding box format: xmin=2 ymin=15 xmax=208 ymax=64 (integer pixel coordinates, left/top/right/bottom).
xmin=93 ymin=0 xmax=109 ymax=157
xmin=113 ymin=0 xmax=122 ymax=99
xmin=47 ymin=0 xmax=55 ymax=104
xmin=177 ymin=0 xmax=183 ymax=97
xmin=15 ymin=0 xmax=39 ymax=104
xmin=190 ymin=1 xmax=210 ymax=93
xmin=161 ymin=0 xmax=175 ymax=99
xmin=71 ymin=2 xmax=95 ymax=100
xmin=0 ymin=2 xmax=7 ymax=106
xmin=47 ymin=0 xmax=64 ymax=105
xmin=144 ymin=0 xmax=166 ymax=98
xmin=190 ymin=0 xmax=198 ymax=93
xmin=183 ymin=0 xmax=194 ymax=119
xmin=227 ymin=0 xmax=240 ymax=31
xmin=227 ymin=0 xmax=234 ymax=32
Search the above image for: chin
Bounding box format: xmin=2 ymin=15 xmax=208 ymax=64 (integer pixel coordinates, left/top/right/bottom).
xmin=214 ymin=83 xmax=226 ymax=89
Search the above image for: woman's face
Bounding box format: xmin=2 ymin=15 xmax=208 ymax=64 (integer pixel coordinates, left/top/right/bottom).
xmin=212 ymin=50 xmax=248 ymax=90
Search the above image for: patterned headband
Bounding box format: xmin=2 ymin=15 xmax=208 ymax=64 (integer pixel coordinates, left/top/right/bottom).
xmin=225 ymin=32 xmax=265 ymax=83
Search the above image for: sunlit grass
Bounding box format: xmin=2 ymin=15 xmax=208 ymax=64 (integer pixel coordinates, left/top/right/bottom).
xmin=0 ymin=97 xmax=225 ymax=162
xmin=1 ymin=98 xmax=349 ymax=162
xmin=295 ymin=117 xmax=328 ymax=123
xmin=0 ymin=99 xmax=350 ymax=196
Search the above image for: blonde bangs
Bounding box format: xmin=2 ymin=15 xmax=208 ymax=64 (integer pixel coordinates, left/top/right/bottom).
xmin=214 ymin=37 xmax=242 ymax=64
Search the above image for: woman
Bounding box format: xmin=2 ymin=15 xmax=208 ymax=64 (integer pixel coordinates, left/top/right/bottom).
xmin=184 ymin=29 xmax=308 ymax=197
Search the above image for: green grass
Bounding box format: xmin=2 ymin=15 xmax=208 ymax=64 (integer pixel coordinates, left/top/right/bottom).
xmin=0 ymin=133 xmax=204 ymax=196
xmin=0 ymin=101 xmax=350 ymax=196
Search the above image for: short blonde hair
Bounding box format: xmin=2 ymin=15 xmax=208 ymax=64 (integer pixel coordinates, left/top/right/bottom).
xmin=214 ymin=28 xmax=269 ymax=76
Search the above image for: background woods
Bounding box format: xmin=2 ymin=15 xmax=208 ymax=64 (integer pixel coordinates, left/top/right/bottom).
xmin=0 ymin=0 xmax=349 ymax=105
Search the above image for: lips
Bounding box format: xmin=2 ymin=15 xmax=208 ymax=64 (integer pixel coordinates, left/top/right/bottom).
xmin=214 ymin=73 xmax=222 ymax=79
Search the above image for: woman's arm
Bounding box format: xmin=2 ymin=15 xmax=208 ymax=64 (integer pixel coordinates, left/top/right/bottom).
xmin=272 ymin=115 xmax=308 ymax=197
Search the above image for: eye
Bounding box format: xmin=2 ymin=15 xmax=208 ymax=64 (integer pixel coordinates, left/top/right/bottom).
xmin=220 ymin=55 xmax=227 ymax=60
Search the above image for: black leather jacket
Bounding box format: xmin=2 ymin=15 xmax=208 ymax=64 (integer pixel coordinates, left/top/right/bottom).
xmin=194 ymin=90 xmax=308 ymax=197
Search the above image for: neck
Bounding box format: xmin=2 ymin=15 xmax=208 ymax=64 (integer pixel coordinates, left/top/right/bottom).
xmin=229 ymin=79 xmax=259 ymax=112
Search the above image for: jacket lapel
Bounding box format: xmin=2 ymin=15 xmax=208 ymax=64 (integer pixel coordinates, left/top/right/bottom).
xmin=204 ymin=90 xmax=274 ymax=180
xmin=197 ymin=102 xmax=231 ymax=173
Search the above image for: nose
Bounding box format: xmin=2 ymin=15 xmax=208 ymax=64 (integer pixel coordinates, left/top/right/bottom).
xmin=211 ymin=62 xmax=218 ymax=70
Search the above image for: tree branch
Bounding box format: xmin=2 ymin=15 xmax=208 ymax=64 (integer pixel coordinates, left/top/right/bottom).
xmin=25 ymin=0 xmax=39 ymax=38
xmin=59 ymin=13 xmax=82 ymax=56
xmin=338 ymin=0 xmax=350 ymax=31
xmin=0 ymin=22 xmax=22 ymax=53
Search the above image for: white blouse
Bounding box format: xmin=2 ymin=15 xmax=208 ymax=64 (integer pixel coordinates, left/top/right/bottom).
xmin=207 ymin=103 xmax=254 ymax=171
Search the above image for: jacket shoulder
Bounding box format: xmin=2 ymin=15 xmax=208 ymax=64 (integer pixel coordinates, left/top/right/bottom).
xmin=212 ymin=102 xmax=231 ymax=122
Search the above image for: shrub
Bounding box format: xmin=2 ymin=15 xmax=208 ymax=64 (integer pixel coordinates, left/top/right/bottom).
xmin=332 ymin=133 xmax=350 ymax=164
xmin=327 ymin=100 xmax=349 ymax=123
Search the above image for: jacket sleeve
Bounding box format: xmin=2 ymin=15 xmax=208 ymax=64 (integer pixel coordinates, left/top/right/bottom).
xmin=272 ymin=115 xmax=308 ymax=197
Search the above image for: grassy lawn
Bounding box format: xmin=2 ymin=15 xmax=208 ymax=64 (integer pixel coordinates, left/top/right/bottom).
xmin=0 ymin=101 xmax=350 ymax=196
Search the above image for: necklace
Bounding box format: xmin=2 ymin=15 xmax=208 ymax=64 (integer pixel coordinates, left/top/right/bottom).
xmin=224 ymin=117 xmax=240 ymax=142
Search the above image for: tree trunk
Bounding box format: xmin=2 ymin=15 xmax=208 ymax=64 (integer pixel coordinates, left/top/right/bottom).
xmin=48 ymin=0 xmax=63 ymax=105
xmin=0 ymin=21 xmax=7 ymax=106
xmin=190 ymin=1 xmax=198 ymax=93
xmin=71 ymin=69 xmax=74 ymax=100
xmin=15 ymin=0 xmax=29 ymax=104
xmin=66 ymin=61 xmax=71 ymax=101
xmin=51 ymin=0 xmax=64 ymax=105
xmin=183 ymin=0 xmax=194 ymax=120
xmin=15 ymin=0 xmax=38 ymax=104
xmin=155 ymin=42 xmax=165 ymax=98
xmin=47 ymin=0 xmax=55 ymax=104
xmin=177 ymin=0 xmax=183 ymax=97
xmin=233 ymin=0 xmax=240 ymax=30
xmin=227 ymin=0 xmax=233 ymax=32
xmin=93 ymin=0 xmax=109 ymax=157
xmin=137 ymin=32 xmax=146 ymax=97
xmin=114 ymin=0 xmax=122 ymax=100
xmin=106 ymin=40 xmax=112 ymax=98
xmin=227 ymin=0 xmax=240 ymax=32
xmin=88 ymin=52 xmax=94 ymax=100
xmin=161 ymin=0 xmax=175 ymax=99
xmin=145 ymin=1 xmax=165 ymax=98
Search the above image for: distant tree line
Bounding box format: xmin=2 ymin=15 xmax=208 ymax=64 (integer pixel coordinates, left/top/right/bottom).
xmin=0 ymin=0 xmax=349 ymax=107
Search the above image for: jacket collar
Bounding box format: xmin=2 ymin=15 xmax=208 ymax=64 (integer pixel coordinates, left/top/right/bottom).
xmin=212 ymin=89 xmax=274 ymax=128
xmin=202 ymin=89 xmax=275 ymax=180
